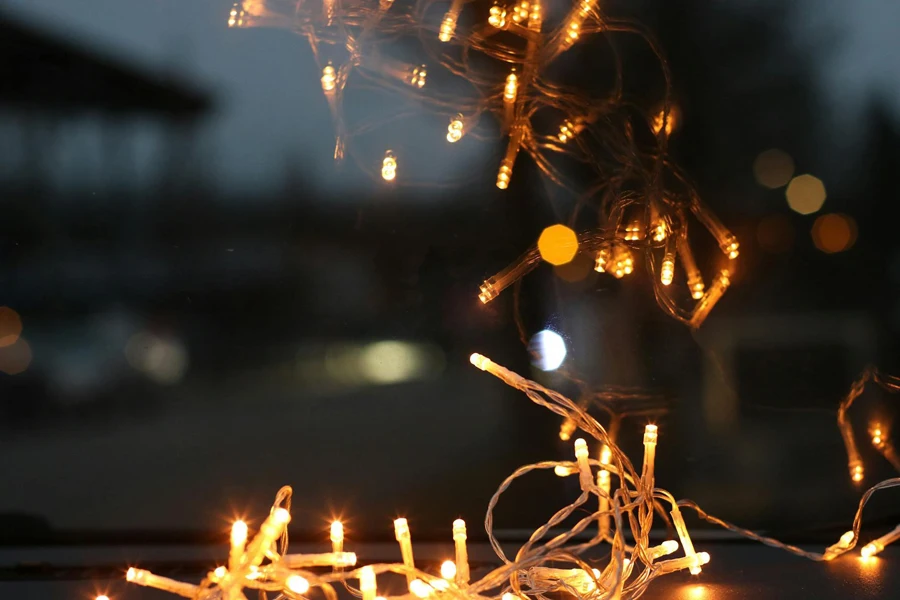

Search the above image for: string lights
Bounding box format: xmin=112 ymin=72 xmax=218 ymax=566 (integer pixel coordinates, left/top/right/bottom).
xmin=112 ymin=5 xmax=900 ymax=600
xmin=222 ymin=0 xmax=741 ymax=327
xmin=122 ymin=354 xmax=899 ymax=600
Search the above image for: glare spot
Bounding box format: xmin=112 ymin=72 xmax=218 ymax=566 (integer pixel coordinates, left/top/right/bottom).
xmin=529 ymin=330 xmax=567 ymax=371
xmin=125 ymin=332 xmax=188 ymax=384
xmin=756 ymin=214 xmax=794 ymax=253
xmin=538 ymin=225 xmax=579 ymax=266
xmin=811 ymin=213 xmax=857 ymax=254
xmin=753 ymin=149 xmax=794 ymax=189
xmin=0 ymin=307 xmax=23 ymax=348
xmin=359 ymin=341 xmax=425 ymax=384
xmin=0 ymin=338 xmax=32 ymax=375
xmin=786 ymin=174 xmax=827 ymax=215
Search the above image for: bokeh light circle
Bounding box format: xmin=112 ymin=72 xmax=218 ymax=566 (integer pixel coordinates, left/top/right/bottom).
xmin=528 ymin=330 xmax=567 ymax=371
xmin=786 ymin=174 xmax=827 ymax=215
xmin=538 ymin=225 xmax=579 ymax=266
xmin=753 ymin=149 xmax=795 ymax=189
xmin=812 ymin=213 xmax=857 ymax=254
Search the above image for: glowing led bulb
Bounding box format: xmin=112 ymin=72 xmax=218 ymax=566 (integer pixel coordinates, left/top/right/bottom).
xmin=554 ymin=465 xmax=577 ymax=476
xmin=231 ymin=520 xmax=248 ymax=548
xmin=651 ymin=110 xmax=677 ymax=136
xmin=504 ymin=71 xmax=518 ymax=102
xmin=652 ymin=221 xmax=667 ymax=242
xmin=850 ymin=460 xmax=864 ymax=483
xmin=447 ymin=115 xmax=464 ymax=143
xmin=470 ymin=353 xmax=491 ymax=371
xmin=660 ymin=258 xmax=674 ymax=286
xmin=559 ymin=120 xmax=574 ymax=143
xmin=409 ymin=579 xmax=433 ymax=598
xmin=860 ymin=524 xmax=900 ymax=558
xmin=441 ymin=560 xmax=457 ymax=580
xmin=496 ymin=160 xmax=512 ymax=189
xmin=228 ymin=3 xmax=245 ymax=28
xmin=439 ymin=14 xmax=457 ymax=42
xmin=559 ymin=418 xmax=576 ymax=441
xmin=409 ymin=65 xmax=427 ymax=88
xmin=321 ymin=64 xmax=336 ymax=92
xmin=566 ymin=22 xmax=580 ymax=42
xmin=624 ymin=221 xmax=643 ymax=241
xmin=512 ymin=1 xmax=530 ymax=23
xmin=273 ymin=508 xmax=291 ymax=524
xmin=452 ymin=519 xmax=470 ymax=584
xmin=478 ymin=280 xmax=497 ymax=303
xmin=648 ymin=540 xmax=680 ymax=561
xmin=213 ymin=566 xmax=227 ymax=580
xmin=871 ymin=424 xmax=885 ymax=448
xmin=360 ymin=566 xmax=377 ymax=600
xmin=723 ymin=236 xmax=740 ymax=259
xmin=574 ymin=438 xmax=589 ymax=459
xmin=394 ymin=517 xmax=416 ymax=584
xmin=229 ymin=519 xmax=248 ymax=571
xmin=595 ymin=247 xmax=609 ymax=273
xmin=860 ymin=543 xmax=879 ymax=559
xmin=97 ymin=596 xmax=110 ymax=600
xmin=286 ymin=575 xmax=310 ymax=594
xmin=824 ymin=530 xmax=855 ymax=560
xmin=382 ymin=151 xmax=397 ymax=181
xmin=642 ymin=424 xmax=658 ymax=489
xmin=330 ymin=520 xmax=344 ymax=556
xmin=489 ymin=5 xmax=508 ymax=28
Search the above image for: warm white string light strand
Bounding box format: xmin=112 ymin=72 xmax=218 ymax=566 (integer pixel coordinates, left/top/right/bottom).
xmin=122 ymin=354 xmax=900 ymax=600
xmin=225 ymin=1 xmax=738 ymax=325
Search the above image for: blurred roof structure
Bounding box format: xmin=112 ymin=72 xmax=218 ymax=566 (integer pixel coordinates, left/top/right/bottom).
xmin=0 ymin=11 xmax=210 ymax=119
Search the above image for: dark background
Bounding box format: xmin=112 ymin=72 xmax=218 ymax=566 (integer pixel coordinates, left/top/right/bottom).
xmin=1 ymin=0 xmax=899 ymax=555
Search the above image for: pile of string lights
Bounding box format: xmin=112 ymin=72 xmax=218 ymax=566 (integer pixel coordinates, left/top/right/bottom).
xmin=227 ymin=0 xmax=736 ymax=327
xmin=124 ymin=354 xmax=899 ymax=600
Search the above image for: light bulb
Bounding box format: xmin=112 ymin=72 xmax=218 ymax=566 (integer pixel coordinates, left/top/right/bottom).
xmin=554 ymin=465 xmax=577 ymax=476
xmin=409 ymin=579 xmax=433 ymax=598
xmin=652 ymin=221 xmax=667 ymax=242
xmin=439 ymin=14 xmax=456 ymax=42
xmin=860 ymin=543 xmax=879 ymax=559
xmin=231 ymin=520 xmax=248 ymax=548
xmin=441 ymin=560 xmax=457 ymax=580
xmin=850 ymin=460 xmax=864 ymax=483
xmin=321 ymin=64 xmax=336 ymax=92
xmin=213 ymin=566 xmax=227 ymax=580
xmin=409 ymin=65 xmax=427 ymax=88
xmin=624 ymin=221 xmax=642 ymax=241
xmin=273 ymin=508 xmax=291 ymax=524
xmin=496 ymin=161 xmax=512 ymax=189
xmin=660 ymin=258 xmax=674 ymax=286
xmin=286 ymin=575 xmax=310 ymax=594
xmin=489 ymin=5 xmax=508 ymax=28
xmin=723 ymin=236 xmax=740 ymax=260
xmin=470 ymin=353 xmax=491 ymax=371
xmin=447 ymin=115 xmax=464 ymax=143
xmin=648 ymin=540 xmax=679 ymax=560
xmin=595 ymin=247 xmax=609 ymax=273
xmin=330 ymin=521 xmax=343 ymax=544
xmin=559 ymin=120 xmax=574 ymax=143
xmin=560 ymin=418 xmax=577 ymax=441
xmin=644 ymin=424 xmax=658 ymax=445
xmin=504 ymin=71 xmax=518 ymax=102
xmin=382 ymin=151 xmax=397 ymax=181
xmin=360 ymin=565 xmax=377 ymax=600
xmin=574 ymin=438 xmax=589 ymax=460
xmin=96 ymin=596 xmax=110 ymax=600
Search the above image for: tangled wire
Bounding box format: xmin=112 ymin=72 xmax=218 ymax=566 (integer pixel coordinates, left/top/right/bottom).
xmin=126 ymin=353 xmax=900 ymax=600
xmin=227 ymin=0 xmax=738 ymax=327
